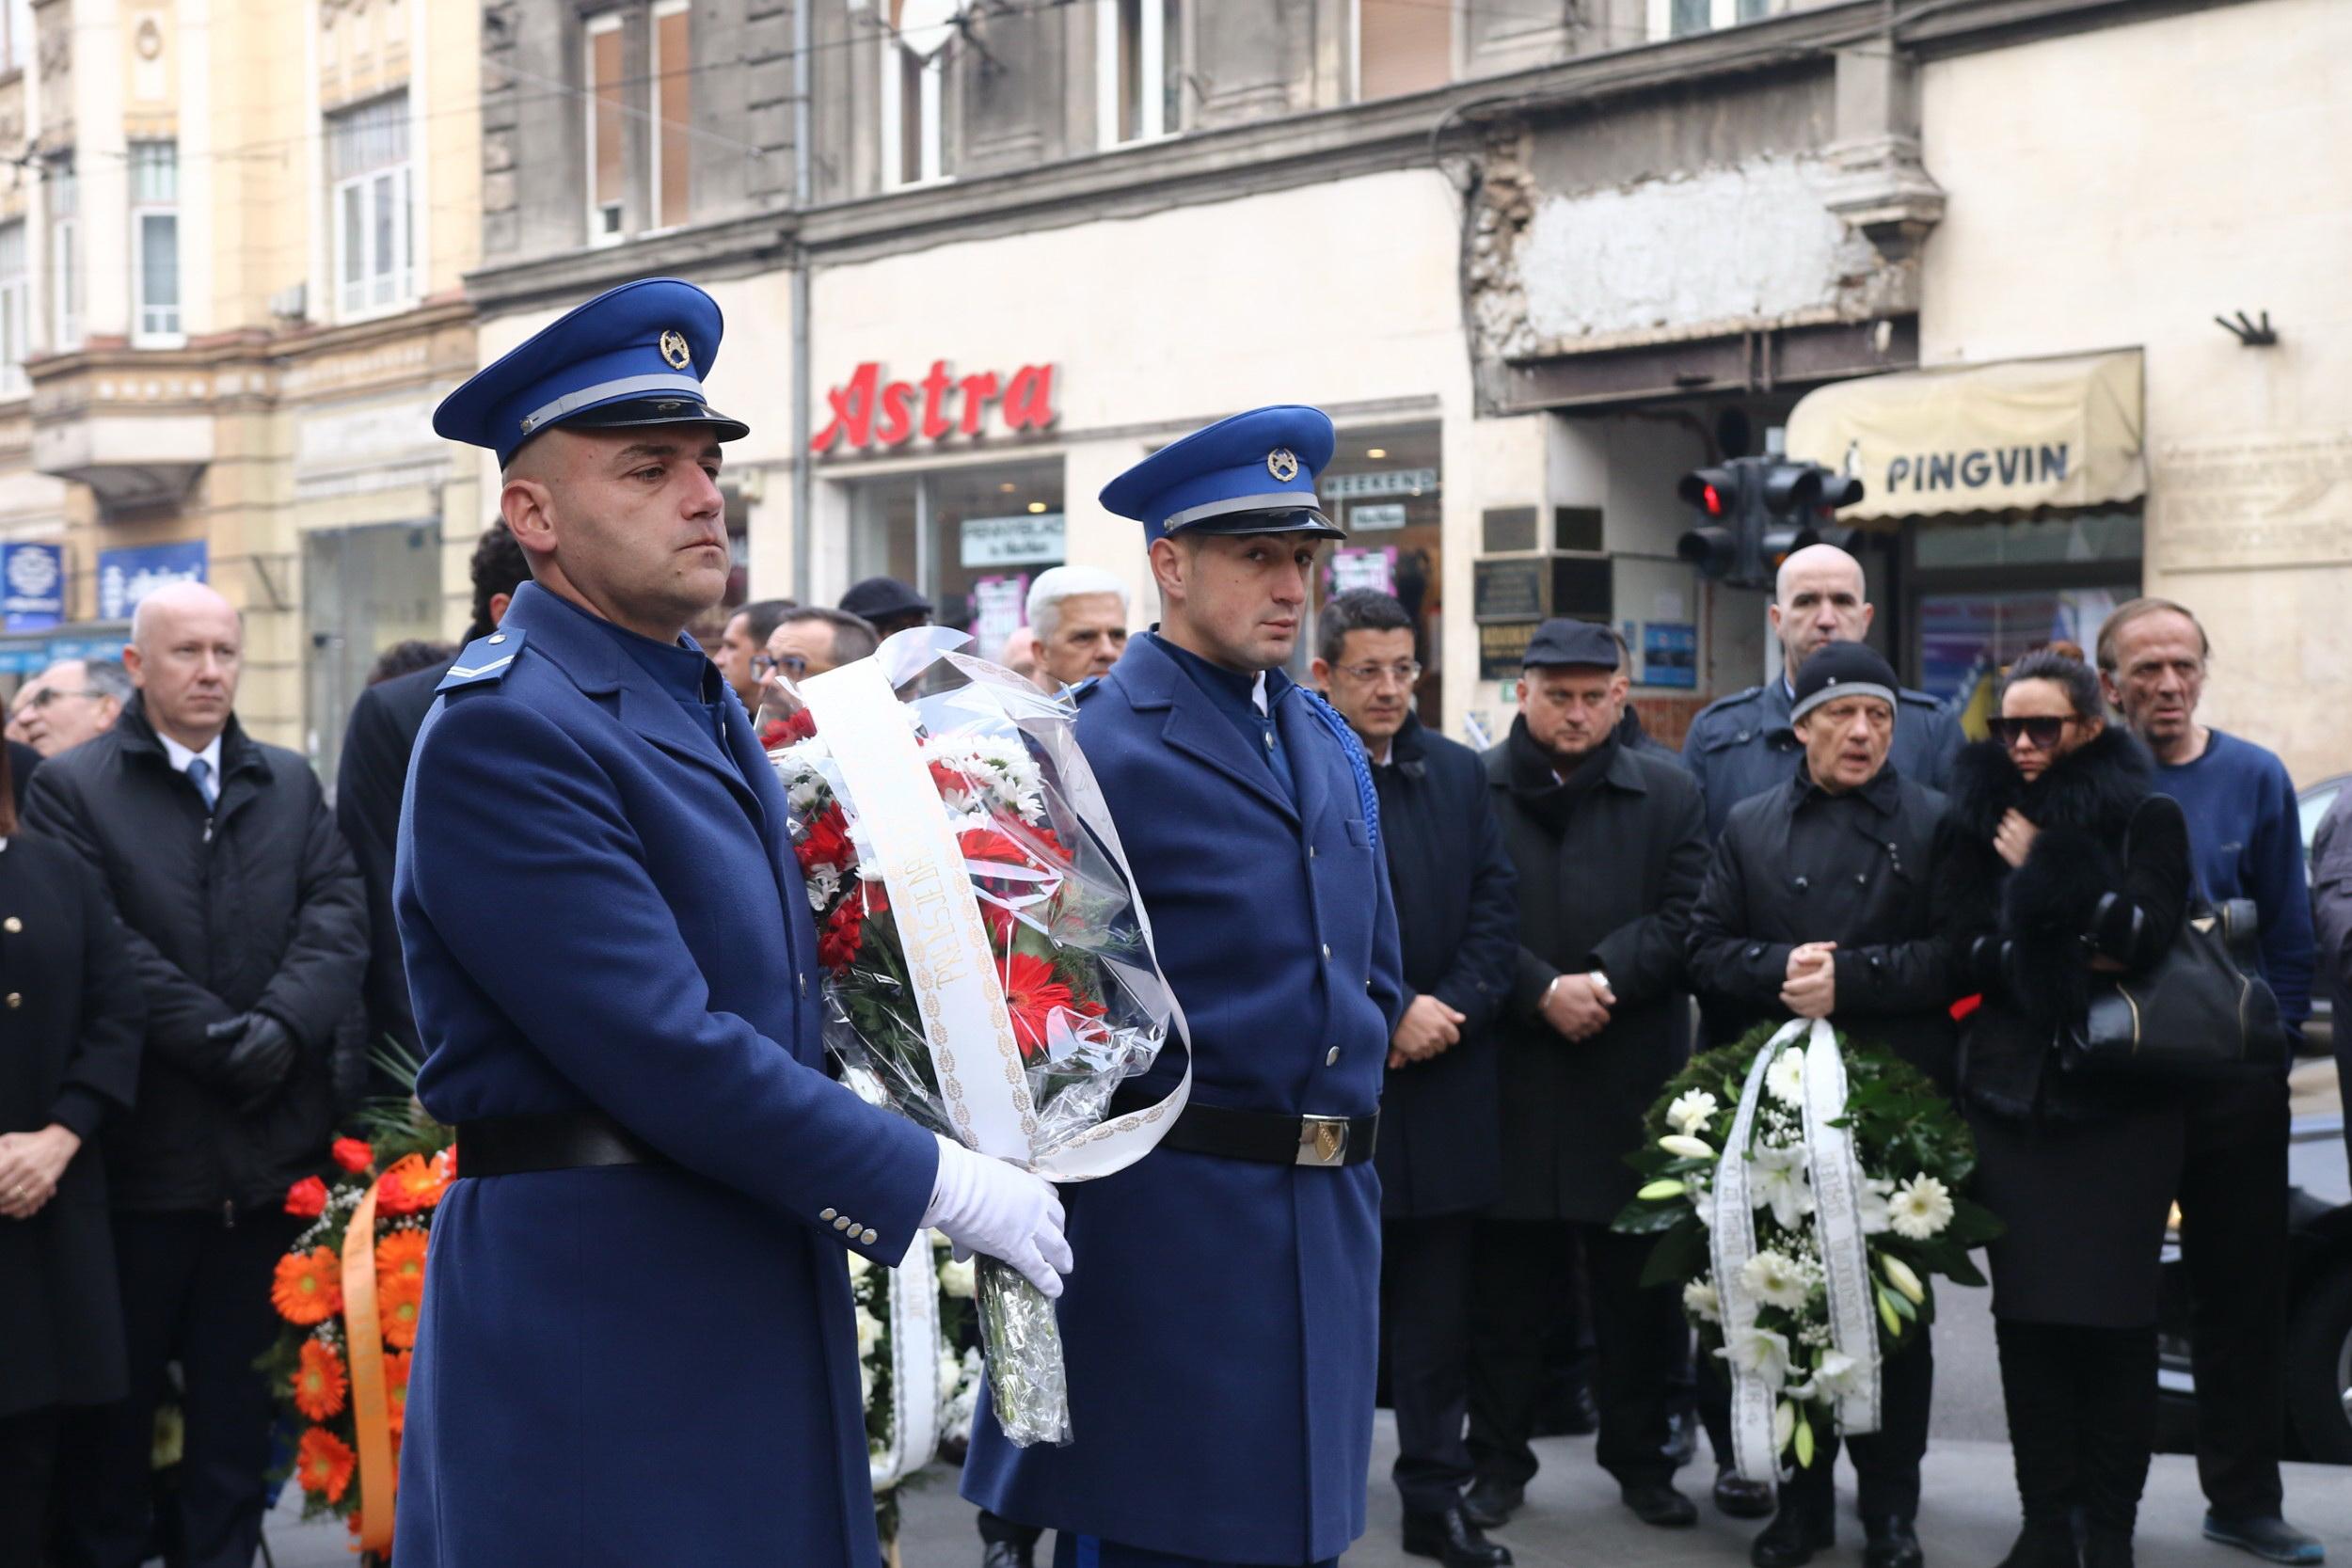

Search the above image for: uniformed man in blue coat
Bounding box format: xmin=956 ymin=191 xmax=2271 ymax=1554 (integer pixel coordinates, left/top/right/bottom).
xmin=1681 ymin=545 xmax=1962 ymax=840
xmin=393 ymin=278 xmax=1072 ymax=1568
xmin=961 ymin=405 xmax=1407 ymax=1568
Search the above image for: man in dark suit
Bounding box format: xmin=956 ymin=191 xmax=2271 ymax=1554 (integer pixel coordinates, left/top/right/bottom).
xmin=334 ymin=525 xmax=531 ymax=1064
xmin=1314 ymin=589 xmax=1518 ymax=1568
xmin=1467 ymin=618 xmax=1711 ymax=1536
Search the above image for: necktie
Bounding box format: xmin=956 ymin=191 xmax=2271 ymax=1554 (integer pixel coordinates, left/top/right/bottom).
xmin=186 ymin=756 xmax=217 ymax=809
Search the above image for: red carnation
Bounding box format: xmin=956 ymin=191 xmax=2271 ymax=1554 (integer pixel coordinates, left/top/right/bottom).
xmin=283 ymin=1176 xmax=329 ymax=1218
xmin=795 ymin=804 xmax=856 ymax=877
xmin=762 ymin=707 xmax=818 ymax=750
xmin=330 ymin=1137 xmax=374 ymax=1174
xmin=818 ymin=899 xmax=865 ymax=975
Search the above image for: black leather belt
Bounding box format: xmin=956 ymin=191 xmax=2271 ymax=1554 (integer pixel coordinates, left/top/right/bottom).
xmin=456 ymin=1110 xmax=666 ymax=1179
xmin=1111 ymin=1085 xmax=1376 ymax=1168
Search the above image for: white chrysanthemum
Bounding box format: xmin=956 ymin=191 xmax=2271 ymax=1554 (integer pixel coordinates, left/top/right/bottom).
xmin=854 ymin=1307 xmax=883 ymax=1360
xmin=1765 ymin=1047 xmax=1807 ymax=1106
xmin=938 ymin=1256 xmax=977 ymax=1300
xmin=1750 ymin=1142 xmax=1815 ymax=1230
xmin=1666 ymin=1090 xmax=1720 ymax=1138
xmin=1889 ymin=1175 xmax=1955 ymax=1241
xmin=1683 ymin=1276 xmax=1722 ymax=1323
xmin=1738 ymin=1249 xmax=1814 ymax=1312
xmin=1716 ymin=1325 xmax=1793 ymax=1391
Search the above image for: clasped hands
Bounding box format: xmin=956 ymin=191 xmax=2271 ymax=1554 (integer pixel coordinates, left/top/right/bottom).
xmin=1781 ymin=942 xmax=1838 ymax=1020
xmin=0 ymin=1124 xmax=80 ymax=1221
xmin=1389 ymin=993 xmax=1469 ymax=1069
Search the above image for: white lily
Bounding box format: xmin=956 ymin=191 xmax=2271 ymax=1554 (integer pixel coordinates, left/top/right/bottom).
xmin=1750 ymin=1142 xmax=1815 ymax=1230
xmin=1660 ymin=1133 xmax=1715 ymax=1160
xmin=1773 ymin=1400 xmax=1798 ymax=1454
xmin=1716 ymin=1325 xmax=1794 ymax=1391
xmin=1786 ymin=1349 xmax=1865 ymax=1402
xmin=1857 ymin=1176 xmax=1896 ymax=1236
xmin=1666 ymin=1089 xmax=1720 ymax=1138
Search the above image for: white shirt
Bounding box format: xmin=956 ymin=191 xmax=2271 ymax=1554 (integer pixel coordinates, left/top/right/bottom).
xmin=1249 ymin=671 xmax=1268 ymax=717
xmin=158 ymin=730 xmax=225 ymax=788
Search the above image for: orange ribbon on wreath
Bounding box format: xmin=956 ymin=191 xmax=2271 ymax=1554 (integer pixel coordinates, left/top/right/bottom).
xmin=340 ymin=1180 xmax=397 ymax=1555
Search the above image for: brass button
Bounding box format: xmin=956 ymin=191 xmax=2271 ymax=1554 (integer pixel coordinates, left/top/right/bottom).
xmin=1325 ymin=1046 xmax=1340 ymax=1067
xmin=819 ymin=1208 xmax=837 ymax=1222
xmin=488 ymin=633 xmax=508 ymax=645
xmin=834 ymin=1216 xmax=853 ymax=1231
xmin=1321 ymin=943 xmax=1332 ymax=961
xmin=1309 ymin=847 xmax=1318 ymax=860
xmin=860 ymin=1227 xmax=878 ymax=1244
xmin=799 ymin=974 xmax=807 ymax=996
xmin=2 ymin=916 xmax=19 ymax=933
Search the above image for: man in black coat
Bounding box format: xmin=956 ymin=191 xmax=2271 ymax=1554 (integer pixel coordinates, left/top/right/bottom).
xmin=1464 ymin=618 xmax=1709 ymax=1535
xmin=1314 ymin=590 xmax=1518 ymax=1568
xmin=1685 ymin=642 xmax=1954 ymax=1568
xmin=26 ymin=582 xmax=368 ymax=1568
xmin=334 ymin=524 xmax=530 ymax=1064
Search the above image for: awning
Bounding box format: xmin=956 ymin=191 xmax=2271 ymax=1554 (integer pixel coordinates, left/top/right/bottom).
xmin=1784 ymin=351 xmax=2145 ymax=520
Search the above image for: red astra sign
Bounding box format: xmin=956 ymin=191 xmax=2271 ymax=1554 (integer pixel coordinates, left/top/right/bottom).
xmin=811 ymin=360 xmax=1058 ymax=453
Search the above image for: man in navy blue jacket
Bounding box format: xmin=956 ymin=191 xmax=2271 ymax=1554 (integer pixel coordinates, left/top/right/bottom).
xmin=962 ymin=405 xmax=1406 ymax=1568
xmin=2099 ymin=598 xmax=2321 ymax=1566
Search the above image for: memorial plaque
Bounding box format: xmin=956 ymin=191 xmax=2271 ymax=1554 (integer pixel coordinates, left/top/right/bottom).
xmin=1474 ymin=558 xmax=1547 ymax=623
xmin=2152 ymin=428 xmax=2352 ymax=572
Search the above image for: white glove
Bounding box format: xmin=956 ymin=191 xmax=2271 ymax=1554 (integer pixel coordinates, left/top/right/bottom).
xmin=919 ymin=1134 xmax=1073 ymax=1299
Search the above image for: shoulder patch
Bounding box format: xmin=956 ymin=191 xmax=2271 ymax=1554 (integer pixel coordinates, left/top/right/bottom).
xmin=437 ymin=628 xmax=527 ymax=692
xmin=1067 ymin=674 xmax=1104 ymax=705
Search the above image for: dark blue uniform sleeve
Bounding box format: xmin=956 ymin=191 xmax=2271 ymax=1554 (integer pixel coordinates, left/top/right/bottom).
xmin=2249 ymin=754 xmax=2315 ymax=1034
xmin=407 ymin=695 xmax=939 ymax=1262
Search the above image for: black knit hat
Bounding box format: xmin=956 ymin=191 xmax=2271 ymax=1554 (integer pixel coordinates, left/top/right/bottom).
xmin=1790 ymin=641 xmax=1899 ymax=723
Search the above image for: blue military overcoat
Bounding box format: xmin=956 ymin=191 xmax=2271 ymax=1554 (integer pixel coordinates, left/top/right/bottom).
xmin=390 ymin=583 xmax=938 ymax=1567
xmin=962 ymin=632 xmax=1406 ymax=1564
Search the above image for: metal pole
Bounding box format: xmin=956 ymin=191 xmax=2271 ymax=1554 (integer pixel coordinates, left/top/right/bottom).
xmin=789 ymin=0 xmax=816 ymax=602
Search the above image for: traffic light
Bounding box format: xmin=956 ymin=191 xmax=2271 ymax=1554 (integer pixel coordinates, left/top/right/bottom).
xmin=1676 ymin=458 xmax=1866 ymax=589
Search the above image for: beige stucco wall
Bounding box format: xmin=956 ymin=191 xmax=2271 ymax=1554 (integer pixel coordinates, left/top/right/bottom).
xmin=1918 ymin=0 xmax=2352 ymax=784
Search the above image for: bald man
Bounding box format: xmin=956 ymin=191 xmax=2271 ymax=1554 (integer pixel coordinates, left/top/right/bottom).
xmin=28 ymin=580 xmax=367 ymax=1568
xmin=1680 ymin=545 xmax=1961 ymax=841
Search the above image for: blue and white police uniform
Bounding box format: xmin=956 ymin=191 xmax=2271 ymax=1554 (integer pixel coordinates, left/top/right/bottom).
xmin=391 ymin=279 xmax=941 ymax=1567
xmin=961 ymin=406 xmax=1407 ymax=1568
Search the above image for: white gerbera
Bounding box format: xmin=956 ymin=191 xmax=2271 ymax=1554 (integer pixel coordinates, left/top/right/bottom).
xmin=1738 ymin=1249 xmax=1814 ymax=1312
xmin=1765 ymin=1046 xmax=1807 ymax=1106
xmin=1750 ymin=1142 xmax=1815 ymax=1230
xmin=1888 ymin=1175 xmax=1955 ymax=1241
xmin=1666 ymin=1090 xmax=1720 ymax=1138
xmin=1716 ymin=1325 xmax=1793 ymax=1391
xmin=938 ymin=1256 xmax=977 ymax=1300
xmin=1683 ymin=1276 xmax=1722 ymax=1324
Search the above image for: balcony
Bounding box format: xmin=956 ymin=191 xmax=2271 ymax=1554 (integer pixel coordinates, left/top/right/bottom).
xmin=26 ymin=344 xmax=228 ymax=511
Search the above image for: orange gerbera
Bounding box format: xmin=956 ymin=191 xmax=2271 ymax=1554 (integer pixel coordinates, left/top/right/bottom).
xmin=375 ymin=1228 xmax=428 ymax=1288
xmin=384 ymin=1349 xmax=413 ymax=1437
xmin=376 ymin=1153 xmax=450 ymax=1215
xmin=377 ymin=1270 xmax=424 ymax=1349
xmin=271 ymin=1248 xmax=343 ymax=1325
xmin=294 ymin=1426 xmax=357 ymax=1502
xmin=292 ymin=1338 xmax=348 ymax=1421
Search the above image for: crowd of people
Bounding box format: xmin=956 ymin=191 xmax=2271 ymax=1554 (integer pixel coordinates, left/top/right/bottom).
xmin=0 ymin=525 xmax=2336 ymax=1568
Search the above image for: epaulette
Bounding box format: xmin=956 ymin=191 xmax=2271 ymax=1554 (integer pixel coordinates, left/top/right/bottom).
xmin=1067 ymin=675 xmax=1104 ymax=704
xmin=1692 ymin=684 xmax=1764 ymax=721
xmin=436 ymin=628 xmax=527 ymax=692
xmin=1896 ymin=687 xmax=1946 ymax=710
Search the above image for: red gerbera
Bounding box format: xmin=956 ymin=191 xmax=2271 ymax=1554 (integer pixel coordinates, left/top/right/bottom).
xmin=818 ymin=899 xmax=865 ymax=975
xmin=795 ymin=804 xmax=855 ymax=876
xmin=1000 ymin=954 xmax=1078 ymax=1061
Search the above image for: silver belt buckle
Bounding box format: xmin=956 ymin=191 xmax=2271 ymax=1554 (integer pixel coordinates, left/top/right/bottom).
xmin=1296 ymin=1115 xmax=1349 ymax=1167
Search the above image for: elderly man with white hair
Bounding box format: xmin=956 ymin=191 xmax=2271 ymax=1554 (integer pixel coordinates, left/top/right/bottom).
xmin=1026 ymin=564 xmax=1132 ymax=691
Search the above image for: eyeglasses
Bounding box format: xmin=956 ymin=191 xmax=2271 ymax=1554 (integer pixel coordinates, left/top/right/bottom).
xmin=754 ymin=653 xmax=808 ymax=679
xmin=27 ymin=688 xmax=105 ymax=710
xmin=1987 ymin=715 xmax=2071 ymax=751
xmin=1337 ymin=660 xmax=1422 ymax=688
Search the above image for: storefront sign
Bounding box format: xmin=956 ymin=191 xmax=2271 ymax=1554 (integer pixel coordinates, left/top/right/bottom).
xmin=2151 ymin=427 xmax=2352 ymax=572
xmin=1349 ymin=502 xmax=1407 ymax=531
xmin=97 ymin=541 xmax=208 ymax=622
xmin=811 ymin=360 xmax=1058 ymax=453
xmin=3 ymin=544 xmax=65 ymax=631
xmin=961 ymin=514 xmax=1066 ymax=568
xmin=1328 ymin=547 xmax=1396 ymax=597
xmin=1479 ymin=620 xmax=1538 ymax=680
xmin=1472 ymin=558 xmax=1546 ymax=623
xmin=1325 ymin=467 xmax=1438 ymax=500
xmin=969 ymin=576 xmax=1028 ymax=658
xmin=1642 ymin=622 xmax=1697 ymax=689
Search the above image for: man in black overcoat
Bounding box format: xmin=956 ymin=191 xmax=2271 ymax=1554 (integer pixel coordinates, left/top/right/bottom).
xmin=1314 ymin=590 xmax=1518 ymax=1568
xmin=1464 ymin=618 xmax=1709 ymax=1534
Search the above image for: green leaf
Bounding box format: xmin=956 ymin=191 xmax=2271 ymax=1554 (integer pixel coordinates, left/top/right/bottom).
xmin=1639 ymin=1218 xmax=1711 ymax=1290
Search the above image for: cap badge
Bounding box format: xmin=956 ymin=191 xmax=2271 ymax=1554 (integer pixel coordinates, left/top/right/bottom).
xmin=660 ymin=329 xmax=691 ymax=371
xmin=1266 ymin=447 xmax=1299 ymax=482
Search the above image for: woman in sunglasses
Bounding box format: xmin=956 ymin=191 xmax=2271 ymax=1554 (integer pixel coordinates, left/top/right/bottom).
xmin=1933 ymin=649 xmax=2193 ymax=1568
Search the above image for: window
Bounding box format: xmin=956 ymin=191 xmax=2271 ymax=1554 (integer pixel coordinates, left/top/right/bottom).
xmin=880 ymin=31 xmax=945 ymax=188
xmin=585 ymin=13 xmax=627 ymax=241
xmin=0 ymin=0 xmax=32 ymax=74
xmin=1354 ymin=0 xmax=1451 ymax=103
xmin=129 ymin=141 xmax=180 ymax=342
xmin=328 ymin=95 xmax=415 ymax=319
xmin=46 ymin=159 xmax=78 ymax=351
xmin=1097 ymin=0 xmax=1181 ymax=146
xmin=1309 ymin=423 xmax=1447 ymax=724
xmin=848 ymin=461 xmax=1066 ymax=645
xmin=1655 ymin=0 xmax=1782 ymax=36
xmin=649 ymin=0 xmax=691 ymax=229
xmin=0 ymin=223 xmax=26 ymax=397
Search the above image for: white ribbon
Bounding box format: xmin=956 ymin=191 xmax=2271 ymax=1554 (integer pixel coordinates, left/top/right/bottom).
xmin=1709 ymin=1023 xmax=1795 ymax=1489
xmin=800 ymin=638 xmax=1189 ymax=1180
xmin=869 ymin=1232 xmax=944 ymax=1492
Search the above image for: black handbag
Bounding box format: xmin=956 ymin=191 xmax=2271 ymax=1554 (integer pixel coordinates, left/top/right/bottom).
xmin=2060 ymin=895 xmax=2285 ymax=1077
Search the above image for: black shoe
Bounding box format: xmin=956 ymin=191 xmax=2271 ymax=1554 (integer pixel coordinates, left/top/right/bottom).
xmin=2081 ymin=1528 xmax=2135 ymax=1568
xmin=1994 ymin=1520 xmax=2080 ymax=1568
xmin=1623 ymin=1481 xmax=1699 ymax=1528
xmin=1751 ymin=1497 xmax=1836 ymax=1568
xmin=1403 ymin=1504 xmax=1516 ymax=1567
xmin=2203 ymin=1514 xmax=2325 ymax=1565
xmin=1863 ymin=1515 xmax=1924 ymax=1568
xmin=1715 ymin=1464 xmax=1776 ymax=1520
xmin=1663 ymin=1407 xmax=1699 ymax=1467
xmin=981 ymin=1544 xmax=1035 ymax=1568
xmin=1461 ymin=1477 xmax=1523 ymax=1530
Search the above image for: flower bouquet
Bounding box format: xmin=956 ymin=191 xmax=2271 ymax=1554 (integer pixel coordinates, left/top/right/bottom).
xmin=852 ymin=1225 xmax=988 ymax=1552
xmin=260 ymin=1067 xmax=454 ymax=1560
xmin=1613 ymin=1019 xmax=2000 ymax=1486
xmin=771 ymin=626 xmax=1188 ymax=1448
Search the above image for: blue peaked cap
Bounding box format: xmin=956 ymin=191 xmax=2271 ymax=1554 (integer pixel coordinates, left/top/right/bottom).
xmin=433 ymin=277 xmax=750 ymax=467
xmin=1100 ymin=404 xmax=1344 ymax=545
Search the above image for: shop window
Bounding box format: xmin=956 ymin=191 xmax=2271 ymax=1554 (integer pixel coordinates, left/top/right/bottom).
xmin=130 ymin=141 xmax=180 ymax=343
xmin=848 ymin=461 xmax=1067 ymax=654
xmin=303 ymin=522 xmax=442 ymax=793
xmin=328 ymin=95 xmax=414 ymax=319
xmin=1905 ymin=511 xmax=2143 ymax=709
xmin=1311 ymin=423 xmax=1445 ymax=725
xmin=1355 ymin=0 xmax=1452 ymax=102
xmin=0 ymin=222 xmax=26 ymax=398
xmin=46 ymin=157 xmax=78 ymax=352
xmin=1098 ymin=0 xmax=1182 ymax=146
